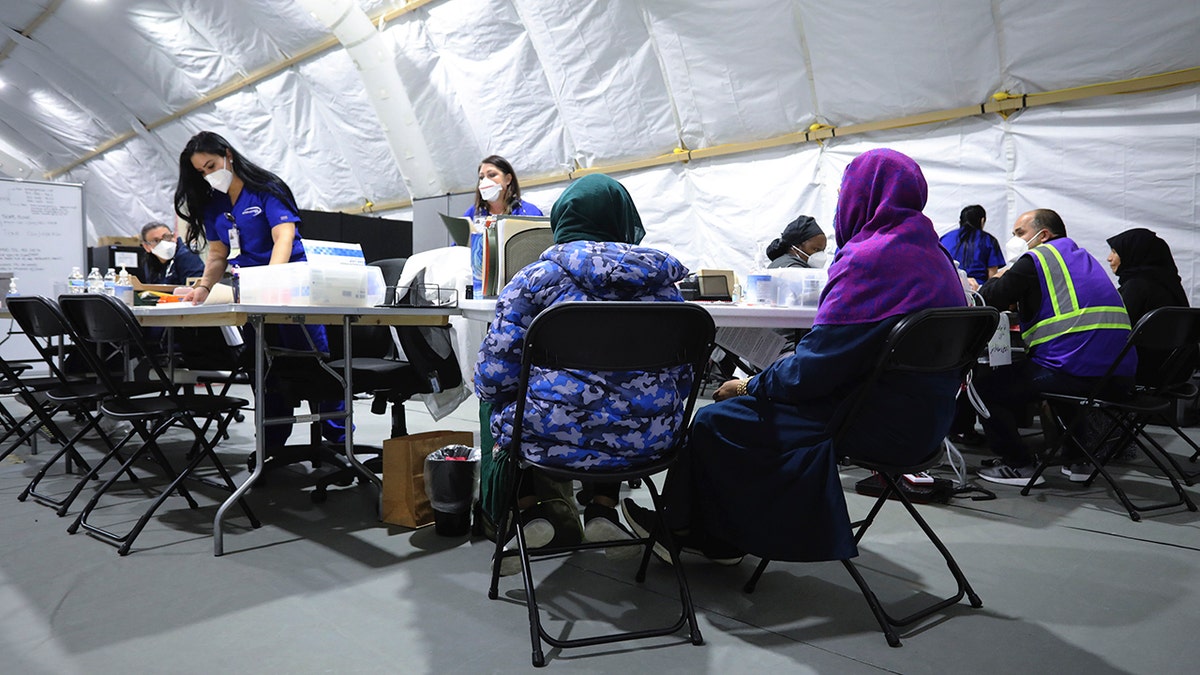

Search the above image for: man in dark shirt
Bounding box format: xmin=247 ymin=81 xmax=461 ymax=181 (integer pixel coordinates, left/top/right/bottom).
xmin=973 ymin=209 xmax=1135 ymax=486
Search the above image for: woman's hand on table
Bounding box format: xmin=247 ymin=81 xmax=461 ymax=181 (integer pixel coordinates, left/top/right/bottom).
xmin=181 ymin=285 xmax=209 ymax=305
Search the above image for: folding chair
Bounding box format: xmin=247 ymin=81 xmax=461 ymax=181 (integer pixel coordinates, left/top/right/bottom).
xmin=1020 ymin=306 xmax=1200 ymax=520
xmin=4 ymin=296 xmax=157 ymax=513
xmin=487 ymin=301 xmax=716 ymax=667
xmin=58 ymin=294 xmax=259 ymax=555
xmin=743 ymin=306 xmax=1000 ymax=648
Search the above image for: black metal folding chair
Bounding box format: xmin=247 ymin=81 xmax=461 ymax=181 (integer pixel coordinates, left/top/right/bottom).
xmin=4 ymin=296 xmax=158 ymax=512
xmin=1021 ymin=306 xmax=1200 ymax=519
xmin=743 ymin=306 xmax=1000 ymax=647
xmin=58 ymin=293 xmax=259 ymax=555
xmin=487 ymin=301 xmax=716 ymax=667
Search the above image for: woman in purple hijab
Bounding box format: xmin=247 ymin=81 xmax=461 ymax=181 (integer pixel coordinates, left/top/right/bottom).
xmin=621 ymin=149 xmax=965 ymax=564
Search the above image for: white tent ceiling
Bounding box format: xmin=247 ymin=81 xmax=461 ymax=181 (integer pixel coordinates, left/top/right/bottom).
xmin=0 ymin=0 xmax=1197 ymax=296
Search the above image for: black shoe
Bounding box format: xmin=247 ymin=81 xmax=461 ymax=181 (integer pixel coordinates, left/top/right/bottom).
xmin=620 ymin=498 xmax=744 ymax=566
xmin=676 ymin=530 xmax=744 ymax=566
xmin=620 ymin=498 xmax=672 ymax=564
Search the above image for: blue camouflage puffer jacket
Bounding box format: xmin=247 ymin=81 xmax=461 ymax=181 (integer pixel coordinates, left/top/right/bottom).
xmin=474 ymin=240 xmax=692 ymax=470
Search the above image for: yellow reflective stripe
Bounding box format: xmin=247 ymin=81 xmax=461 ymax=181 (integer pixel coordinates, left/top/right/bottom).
xmin=1023 ymin=306 xmax=1131 ymax=347
xmin=1027 ymin=246 xmax=1077 ymax=317
xmin=1043 ymin=244 xmax=1080 ymax=312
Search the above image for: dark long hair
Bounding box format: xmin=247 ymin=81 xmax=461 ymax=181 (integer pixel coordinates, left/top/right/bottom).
xmin=173 ymin=131 xmax=301 ymax=252
xmin=472 ymin=155 xmax=525 ymax=216
xmin=950 ymin=204 xmax=987 ymax=265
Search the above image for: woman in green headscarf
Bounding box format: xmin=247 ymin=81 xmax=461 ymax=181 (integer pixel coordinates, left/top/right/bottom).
xmin=475 ymin=174 xmax=690 ymax=575
xmin=549 ymin=174 xmax=646 ymax=245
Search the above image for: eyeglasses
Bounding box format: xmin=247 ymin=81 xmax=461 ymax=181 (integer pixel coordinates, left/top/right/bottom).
xmin=145 ymin=233 xmax=175 ymax=246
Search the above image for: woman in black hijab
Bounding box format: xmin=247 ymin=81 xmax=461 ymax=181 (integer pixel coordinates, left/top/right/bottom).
xmin=1107 ymin=228 xmax=1190 ymax=384
xmin=766 ymin=215 xmax=827 ymax=269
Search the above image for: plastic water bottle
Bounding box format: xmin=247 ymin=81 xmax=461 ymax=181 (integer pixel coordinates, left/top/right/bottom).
xmin=6 ymin=276 xmax=17 ymax=296
xmin=86 ymin=267 xmax=104 ymax=294
xmin=68 ymin=266 xmax=86 ymax=294
xmin=103 ymin=268 xmax=117 ymax=296
xmin=115 ymin=268 xmax=134 ymax=305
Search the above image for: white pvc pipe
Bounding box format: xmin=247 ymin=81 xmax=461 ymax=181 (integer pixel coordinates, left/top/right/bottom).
xmin=296 ymin=0 xmax=445 ymax=198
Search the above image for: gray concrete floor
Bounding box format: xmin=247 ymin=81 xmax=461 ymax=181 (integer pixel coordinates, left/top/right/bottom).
xmin=2 ymin=388 xmax=1199 ymax=674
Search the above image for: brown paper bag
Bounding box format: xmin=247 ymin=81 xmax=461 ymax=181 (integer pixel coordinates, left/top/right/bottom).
xmin=381 ymin=430 xmax=474 ymax=528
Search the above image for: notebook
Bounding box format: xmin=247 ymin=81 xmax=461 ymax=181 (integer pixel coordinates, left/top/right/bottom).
xmin=438 ymin=212 xmax=472 ymax=247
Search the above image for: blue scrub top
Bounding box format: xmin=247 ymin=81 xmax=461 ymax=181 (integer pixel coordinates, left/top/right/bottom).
xmin=463 ymin=199 xmax=543 ymax=219
xmin=940 ymin=229 xmax=1005 ymax=285
xmin=203 ymin=187 xmax=306 ymax=267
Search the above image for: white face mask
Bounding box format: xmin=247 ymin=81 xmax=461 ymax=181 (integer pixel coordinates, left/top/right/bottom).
xmin=794 ymin=246 xmax=829 ymax=269
xmin=151 ymin=239 xmax=177 ymax=261
xmin=478 ymin=178 xmax=502 ymax=203
xmin=205 ymin=157 xmax=234 ymax=193
xmin=1004 ymin=229 xmax=1045 ymax=263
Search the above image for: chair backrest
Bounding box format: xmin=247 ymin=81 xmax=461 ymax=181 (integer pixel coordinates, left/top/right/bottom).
xmin=389 ymin=270 xmax=463 ymax=393
xmin=832 ymin=306 xmax=1000 ymax=450
xmin=1127 ymin=306 xmax=1200 ymax=390
xmin=58 ymin=293 xmax=173 ymax=393
xmin=6 ymin=295 xmax=89 ymax=383
xmin=509 ymin=301 xmax=717 ymax=461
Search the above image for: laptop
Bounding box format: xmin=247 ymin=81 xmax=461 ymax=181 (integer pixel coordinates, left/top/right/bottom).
xmin=438 ymin=212 xmax=472 ymax=247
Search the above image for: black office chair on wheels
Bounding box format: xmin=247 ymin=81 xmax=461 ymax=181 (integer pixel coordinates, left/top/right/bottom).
xmin=742 ymin=306 xmax=1000 ymax=648
xmin=1020 ymin=306 xmax=1200 ymax=519
xmin=309 ymin=259 xmax=464 ymax=501
xmin=488 ymin=301 xmax=716 ymax=668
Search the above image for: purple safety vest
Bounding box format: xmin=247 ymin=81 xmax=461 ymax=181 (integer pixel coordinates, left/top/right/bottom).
xmin=1021 ymin=238 xmax=1135 ymax=378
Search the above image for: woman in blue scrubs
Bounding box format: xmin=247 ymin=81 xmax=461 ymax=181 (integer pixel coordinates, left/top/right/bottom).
xmin=174 ymin=131 xmax=344 ymax=449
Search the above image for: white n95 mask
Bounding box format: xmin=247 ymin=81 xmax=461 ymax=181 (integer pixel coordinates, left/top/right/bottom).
xmin=151 ymin=239 xmax=177 ymax=260
xmin=478 ymin=179 xmax=502 ymax=202
xmin=205 ymin=158 xmax=234 ymax=193
xmin=1004 ymin=229 xmax=1045 ymax=263
xmin=806 ymin=250 xmax=829 ymax=268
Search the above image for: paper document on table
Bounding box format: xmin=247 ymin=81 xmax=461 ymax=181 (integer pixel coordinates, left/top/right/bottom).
xmin=715 ymin=327 xmax=788 ymax=371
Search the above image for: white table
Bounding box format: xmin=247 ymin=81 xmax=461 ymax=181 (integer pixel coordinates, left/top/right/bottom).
xmin=134 ymin=302 xmax=453 ymax=555
xmin=458 ymin=298 xmax=816 ymax=329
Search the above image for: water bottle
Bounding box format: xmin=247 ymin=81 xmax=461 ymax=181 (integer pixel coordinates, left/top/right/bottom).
xmin=103 ymin=268 xmax=117 ymax=296
xmin=86 ymin=267 xmax=104 ymax=294
xmin=6 ymin=276 xmax=17 ymax=296
xmin=68 ymin=266 xmax=86 ymax=294
xmin=115 ymin=268 xmax=134 ymax=305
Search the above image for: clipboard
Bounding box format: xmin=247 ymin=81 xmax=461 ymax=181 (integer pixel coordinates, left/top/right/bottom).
xmin=438 ymin=212 xmax=472 ymax=247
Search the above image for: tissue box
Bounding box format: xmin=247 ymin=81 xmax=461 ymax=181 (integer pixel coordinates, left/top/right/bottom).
xmin=239 ymin=262 xmax=368 ymax=306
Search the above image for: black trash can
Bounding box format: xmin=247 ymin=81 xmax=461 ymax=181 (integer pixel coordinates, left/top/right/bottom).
xmin=424 ymin=444 xmax=480 ymax=536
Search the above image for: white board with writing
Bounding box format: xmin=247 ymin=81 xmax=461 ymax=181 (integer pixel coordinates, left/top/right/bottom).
xmin=1 ymin=178 xmax=85 ymax=363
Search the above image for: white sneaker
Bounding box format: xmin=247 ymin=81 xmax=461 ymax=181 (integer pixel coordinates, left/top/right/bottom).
xmin=977 ymin=463 xmax=1046 ymax=487
xmin=1061 ymin=463 xmax=1095 ymax=483
xmin=496 ymin=514 xmax=554 ymax=577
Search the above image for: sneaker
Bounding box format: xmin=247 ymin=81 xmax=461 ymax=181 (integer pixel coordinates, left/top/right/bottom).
xmin=620 ymin=498 xmax=672 ymax=565
xmin=620 ymin=499 xmax=744 ymax=566
xmin=677 ymin=530 xmax=744 ymax=566
xmin=1061 ymin=462 xmax=1095 ymax=483
xmin=495 ymin=499 xmax=582 ymax=577
xmin=583 ymin=503 xmax=640 ymax=561
xmin=976 ymin=463 xmax=1046 ymax=487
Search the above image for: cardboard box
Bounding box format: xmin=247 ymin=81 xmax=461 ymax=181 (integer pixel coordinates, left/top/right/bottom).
xmin=381 ymin=430 xmax=474 ymax=528
xmin=97 ymin=235 xmax=141 ymax=247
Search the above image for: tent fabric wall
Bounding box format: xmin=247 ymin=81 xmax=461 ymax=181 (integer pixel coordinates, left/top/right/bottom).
xmin=0 ymin=0 xmax=1195 ymax=302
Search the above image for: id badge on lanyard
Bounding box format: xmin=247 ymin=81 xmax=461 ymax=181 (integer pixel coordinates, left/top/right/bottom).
xmin=224 ymin=212 xmax=241 ymax=259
